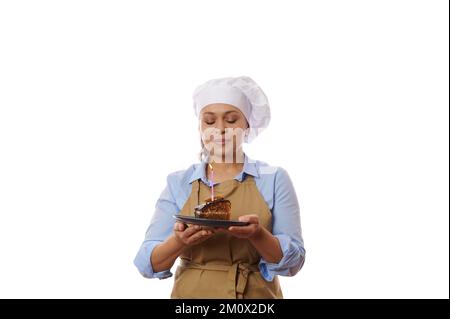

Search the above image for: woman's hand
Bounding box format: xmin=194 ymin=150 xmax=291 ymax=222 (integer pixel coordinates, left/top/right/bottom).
xmin=218 ymin=214 xmax=262 ymax=239
xmin=173 ymin=222 xmax=215 ymax=246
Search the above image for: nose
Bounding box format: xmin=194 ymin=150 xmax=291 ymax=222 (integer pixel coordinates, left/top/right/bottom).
xmin=216 ymin=119 xmax=226 ymax=135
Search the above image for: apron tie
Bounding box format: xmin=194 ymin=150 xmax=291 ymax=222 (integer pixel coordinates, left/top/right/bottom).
xmin=235 ymin=264 xmax=251 ymax=299
xmin=180 ymin=260 xmax=259 ymax=299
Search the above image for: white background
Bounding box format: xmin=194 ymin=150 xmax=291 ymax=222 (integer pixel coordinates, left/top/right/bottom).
xmin=0 ymin=1 xmax=448 ymax=299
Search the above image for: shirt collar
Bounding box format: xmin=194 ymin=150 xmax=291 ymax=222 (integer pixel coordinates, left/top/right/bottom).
xmin=188 ymin=153 xmax=259 ymax=184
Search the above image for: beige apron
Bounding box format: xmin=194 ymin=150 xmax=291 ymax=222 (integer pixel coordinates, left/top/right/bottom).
xmin=171 ymin=175 xmax=283 ymax=299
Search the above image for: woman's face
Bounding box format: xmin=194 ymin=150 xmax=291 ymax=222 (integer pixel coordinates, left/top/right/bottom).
xmin=199 ymin=103 xmax=249 ymax=162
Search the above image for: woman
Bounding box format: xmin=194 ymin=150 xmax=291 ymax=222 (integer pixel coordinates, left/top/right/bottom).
xmin=134 ymin=76 xmax=305 ymax=299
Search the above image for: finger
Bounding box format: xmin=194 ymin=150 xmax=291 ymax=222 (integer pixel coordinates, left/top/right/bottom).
xmin=202 ymin=229 xmax=216 ymax=235
xmin=228 ymin=225 xmax=255 ymax=234
xmin=174 ymin=222 xmax=185 ymax=232
xmin=182 ymin=225 xmax=202 ymax=238
xmin=238 ymin=214 xmax=259 ymax=224
xmin=189 ymin=227 xmax=214 ymax=237
xmin=187 ymin=229 xmax=213 ymax=244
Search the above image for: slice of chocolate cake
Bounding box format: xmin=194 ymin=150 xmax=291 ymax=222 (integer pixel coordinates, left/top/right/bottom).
xmin=194 ymin=196 xmax=231 ymax=220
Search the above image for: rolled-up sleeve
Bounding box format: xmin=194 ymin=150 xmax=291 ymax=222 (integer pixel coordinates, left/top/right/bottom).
xmin=134 ymin=175 xmax=179 ymax=279
xmin=259 ymin=167 xmax=306 ymax=281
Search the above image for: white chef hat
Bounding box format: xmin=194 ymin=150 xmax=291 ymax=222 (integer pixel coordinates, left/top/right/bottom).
xmin=193 ymin=76 xmax=271 ymax=143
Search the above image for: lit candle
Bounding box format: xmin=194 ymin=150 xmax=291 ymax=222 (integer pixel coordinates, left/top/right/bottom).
xmin=208 ymin=163 xmax=214 ymax=201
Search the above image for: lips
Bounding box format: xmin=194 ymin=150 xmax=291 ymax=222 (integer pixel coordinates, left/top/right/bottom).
xmin=213 ymin=139 xmax=232 ymax=145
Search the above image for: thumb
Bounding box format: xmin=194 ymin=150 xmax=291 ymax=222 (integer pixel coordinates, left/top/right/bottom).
xmin=239 ymin=214 xmax=258 ymax=223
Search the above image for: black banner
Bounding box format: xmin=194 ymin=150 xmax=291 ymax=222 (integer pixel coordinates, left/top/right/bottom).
xmin=0 ymin=299 xmax=448 ymax=318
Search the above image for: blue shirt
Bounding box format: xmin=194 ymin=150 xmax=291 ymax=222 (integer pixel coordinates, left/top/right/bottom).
xmin=134 ymin=155 xmax=305 ymax=282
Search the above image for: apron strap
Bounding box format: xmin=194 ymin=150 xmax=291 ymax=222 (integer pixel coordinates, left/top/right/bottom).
xmin=196 ymin=179 xmax=201 ymax=206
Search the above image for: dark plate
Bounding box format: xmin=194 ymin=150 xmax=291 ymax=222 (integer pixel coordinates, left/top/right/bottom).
xmin=173 ymin=214 xmax=249 ymax=228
